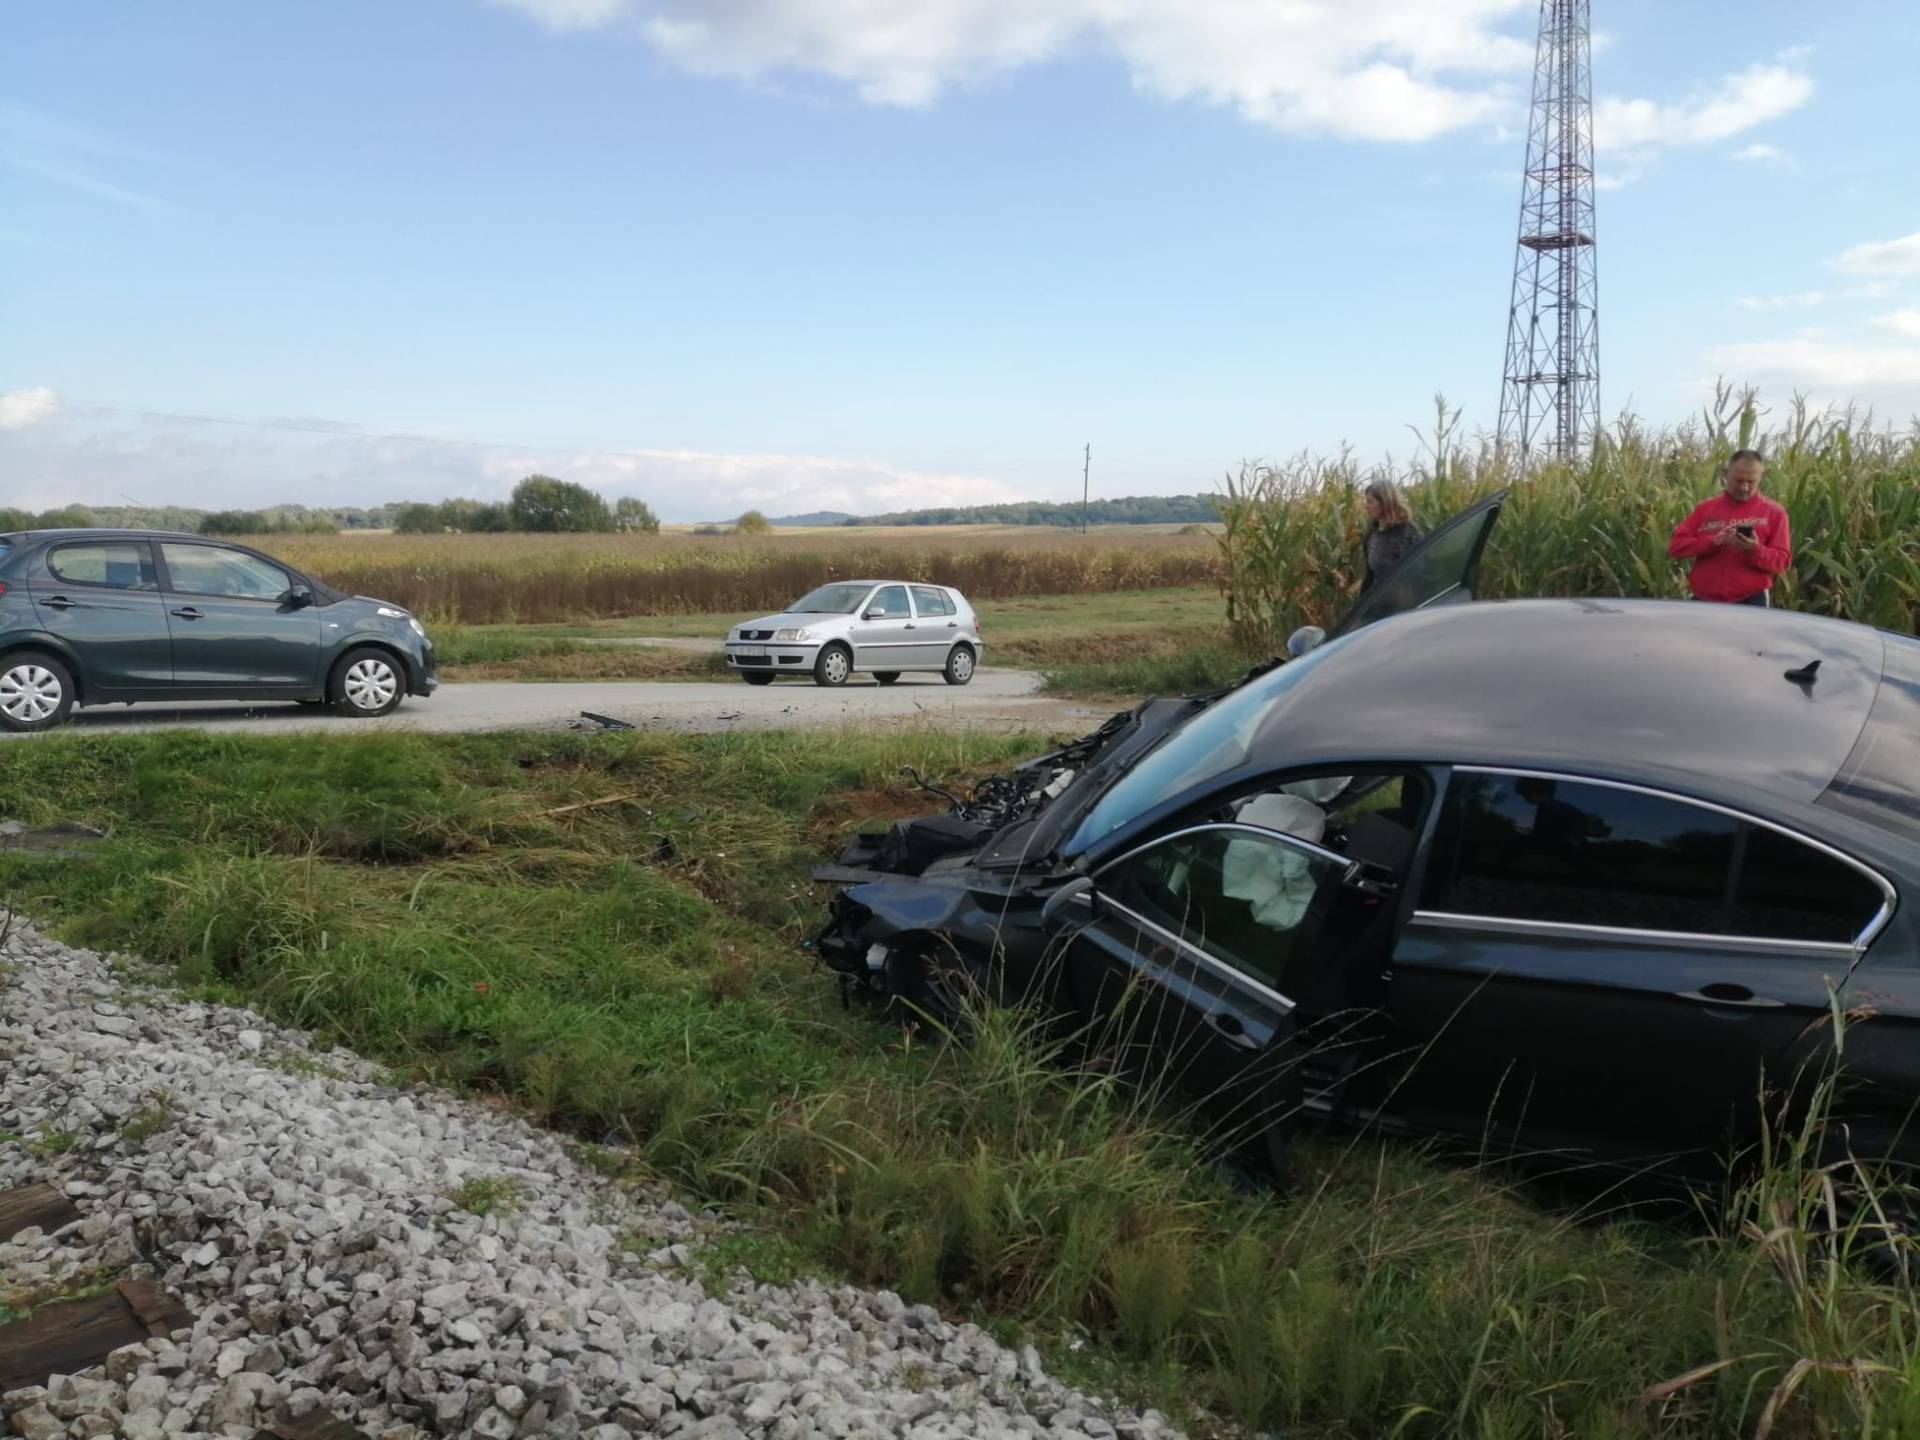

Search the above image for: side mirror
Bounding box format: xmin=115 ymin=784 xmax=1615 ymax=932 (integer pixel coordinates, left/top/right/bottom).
xmin=1040 ymin=876 xmax=1097 ymax=930
xmin=1285 ymin=625 xmax=1325 ymax=658
xmin=285 ymin=585 xmax=315 ymax=609
xmin=863 ymin=609 xmax=882 ymax=621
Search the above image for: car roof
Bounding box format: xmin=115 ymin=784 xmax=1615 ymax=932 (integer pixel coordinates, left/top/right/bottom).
xmin=1257 ymin=597 xmax=1887 ymax=812
xmin=821 ymin=579 xmax=959 ymax=591
xmin=6 ymin=528 xmax=212 ymax=542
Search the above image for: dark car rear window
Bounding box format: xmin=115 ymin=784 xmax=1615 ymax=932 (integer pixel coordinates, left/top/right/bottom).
xmin=1426 ymin=771 xmax=1886 ymax=945
xmin=1819 ymin=636 xmax=1920 ymax=841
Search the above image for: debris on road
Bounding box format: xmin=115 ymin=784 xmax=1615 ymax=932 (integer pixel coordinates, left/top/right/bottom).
xmin=573 ymin=710 xmax=635 ymax=732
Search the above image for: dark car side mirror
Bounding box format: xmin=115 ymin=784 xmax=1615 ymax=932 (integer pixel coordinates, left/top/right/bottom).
xmin=1040 ymin=876 xmax=1097 ymax=931
xmin=284 ymin=585 xmax=315 ymax=609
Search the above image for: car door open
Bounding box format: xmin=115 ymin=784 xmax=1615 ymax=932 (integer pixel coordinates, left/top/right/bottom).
xmin=1052 ymin=823 xmax=1363 ymax=1170
xmin=1318 ymin=490 xmax=1507 ymax=646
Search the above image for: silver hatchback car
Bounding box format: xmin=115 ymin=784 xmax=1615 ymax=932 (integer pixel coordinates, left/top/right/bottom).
xmin=725 ymin=580 xmax=983 ymax=687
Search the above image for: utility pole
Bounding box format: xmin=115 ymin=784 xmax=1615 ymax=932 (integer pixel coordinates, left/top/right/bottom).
xmin=1081 ymin=443 xmax=1090 ymax=533
xmin=1498 ymin=0 xmax=1599 ymax=464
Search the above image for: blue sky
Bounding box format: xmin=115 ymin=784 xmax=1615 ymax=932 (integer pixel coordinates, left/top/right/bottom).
xmin=4 ymin=0 xmax=1917 ymax=520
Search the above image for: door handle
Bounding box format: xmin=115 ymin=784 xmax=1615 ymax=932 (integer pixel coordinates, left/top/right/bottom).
xmin=43 ymin=595 xmax=77 ymax=610
xmin=1675 ymin=984 xmax=1785 ymax=1010
xmin=170 ymin=607 xmax=205 ymax=620
xmin=947 ymin=620 xmax=958 ymax=628
xmin=904 ymin=623 xmax=916 ymax=630
xmin=1205 ymin=1010 xmax=1260 ymax=1051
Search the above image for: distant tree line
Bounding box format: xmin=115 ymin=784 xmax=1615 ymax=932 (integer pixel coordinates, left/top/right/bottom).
xmin=392 ymin=478 xmax=659 ymax=534
xmin=0 ymin=476 xmax=661 ymax=537
xmin=845 ymin=494 xmax=1222 ymax=527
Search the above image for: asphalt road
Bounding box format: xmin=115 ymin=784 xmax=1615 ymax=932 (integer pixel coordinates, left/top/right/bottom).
xmin=24 ymin=669 xmax=1111 ymax=738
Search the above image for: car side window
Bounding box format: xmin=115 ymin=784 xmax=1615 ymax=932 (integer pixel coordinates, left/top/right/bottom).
xmin=1422 ymin=771 xmax=1884 ymax=944
xmin=47 ymin=542 xmax=157 ymax=591
xmin=911 ymin=585 xmax=951 ymax=617
xmin=1730 ymin=825 xmax=1886 ymax=944
xmin=1215 ymin=771 xmax=1426 ymax=879
xmin=1097 ymin=826 xmax=1349 ymax=994
xmin=160 ymin=543 xmax=291 ymax=601
xmin=866 ymin=585 xmax=909 ymax=620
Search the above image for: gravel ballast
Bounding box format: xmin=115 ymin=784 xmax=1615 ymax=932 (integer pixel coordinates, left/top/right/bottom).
xmin=0 ymin=919 xmax=1178 ymax=1440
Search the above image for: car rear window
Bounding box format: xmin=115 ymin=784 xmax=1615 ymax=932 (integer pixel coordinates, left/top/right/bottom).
xmin=1819 ymin=636 xmax=1920 ymax=842
xmin=911 ymin=585 xmax=953 ymax=617
xmin=49 ymin=541 xmax=158 ymax=590
xmin=1424 ymin=771 xmax=1885 ymax=945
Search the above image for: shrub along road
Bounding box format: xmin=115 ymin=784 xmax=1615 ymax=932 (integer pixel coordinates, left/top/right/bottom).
xmin=2 ymin=671 xmax=1109 ymax=739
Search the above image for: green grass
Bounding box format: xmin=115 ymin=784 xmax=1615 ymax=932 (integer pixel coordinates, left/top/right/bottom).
xmin=432 ymin=625 xmax=731 ymax=682
xmin=118 ymin=1096 xmax=178 ymax=1143
xmin=2 ymin=727 xmax=1916 ymax=1437
xmin=446 ymin=1176 xmax=528 ymax=1217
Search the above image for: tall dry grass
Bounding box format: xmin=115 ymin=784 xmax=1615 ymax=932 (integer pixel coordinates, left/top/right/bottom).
xmin=256 ymin=527 xmax=1222 ymax=625
xmin=1220 ymin=389 xmax=1920 ymax=650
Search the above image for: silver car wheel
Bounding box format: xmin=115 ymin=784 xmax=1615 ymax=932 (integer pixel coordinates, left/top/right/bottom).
xmin=822 ymin=648 xmax=850 ymax=684
xmin=949 ymin=648 xmax=974 ymax=682
xmin=0 ymin=664 xmax=63 ymax=723
xmin=343 ymin=657 xmax=399 ymax=711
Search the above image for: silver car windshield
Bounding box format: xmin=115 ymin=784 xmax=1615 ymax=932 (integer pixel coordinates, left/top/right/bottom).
xmin=1067 ymin=636 xmax=1348 ymax=855
xmin=789 ymin=583 xmax=874 ymax=614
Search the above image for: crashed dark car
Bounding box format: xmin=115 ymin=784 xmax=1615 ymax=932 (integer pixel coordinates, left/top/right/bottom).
xmin=813 ymin=494 xmax=1920 ymax=1187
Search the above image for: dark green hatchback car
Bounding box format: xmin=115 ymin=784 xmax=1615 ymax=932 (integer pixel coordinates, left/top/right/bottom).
xmin=0 ymin=529 xmax=437 ymax=732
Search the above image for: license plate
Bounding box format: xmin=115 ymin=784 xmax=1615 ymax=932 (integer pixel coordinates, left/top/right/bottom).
xmin=736 ymin=645 xmax=767 ymax=657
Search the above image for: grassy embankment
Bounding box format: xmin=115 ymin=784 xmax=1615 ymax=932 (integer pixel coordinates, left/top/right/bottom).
xmin=3 ymin=728 xmax=1916 ymax=1438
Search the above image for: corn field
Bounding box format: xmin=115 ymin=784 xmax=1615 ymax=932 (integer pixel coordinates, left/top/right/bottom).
xmin=257 ymin=526 xmax=1221 ymax=625
xmin=1219 ymin=389 xmax=1920 ymax=651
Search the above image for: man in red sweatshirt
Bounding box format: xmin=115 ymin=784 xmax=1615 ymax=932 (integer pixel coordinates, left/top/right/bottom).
xmin=1667 ymin=449 xmax=1792 ymax=605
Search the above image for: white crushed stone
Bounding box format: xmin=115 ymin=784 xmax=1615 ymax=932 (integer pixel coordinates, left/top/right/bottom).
xmin=0 ymin=917 xmax=1177 ymax=1440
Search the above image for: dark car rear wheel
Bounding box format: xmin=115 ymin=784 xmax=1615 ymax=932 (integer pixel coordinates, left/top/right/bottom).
xmin=330 ymin=647 xmax=405 ymax=718
xmin=873 ymin=671 xmax=901 ymax=686
xmin=0 ymin=654 xmax=75 ymax=733
xmin=742 ymin=672 xmax=775 ymax=686
xmin=943 ymin=644 xmax=976 ymax=686
xmin=814 ymin=643 xmax=853 ymax=688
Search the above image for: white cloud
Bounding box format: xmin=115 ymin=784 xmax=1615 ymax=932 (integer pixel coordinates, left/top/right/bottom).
xmin=1733 ymin=141 xmax=1790 ymax=165
xmin=1735 ymin=291 xmax=1828 ymax=311
xmin=1595 ymin=61 xmax=1812 ymax=154
xmin=0 ymin=398 xmax=1021 ymax=520
xmin=1839 ymin=231 xmax=1920 ymax=277
xmin=1704 ymin=338 xmax=1920 ymax=403
xmin=0 ymin=386 xmax=59 ymax=432
xmin=1872 ymin=308 xmax=1920 ymax=339
xmin=496 ymin=0 xmax=1540 ymax=141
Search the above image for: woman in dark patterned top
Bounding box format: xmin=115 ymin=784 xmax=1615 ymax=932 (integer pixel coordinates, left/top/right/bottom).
xmin=1360 ymin=479 xmax=1422 ymax=592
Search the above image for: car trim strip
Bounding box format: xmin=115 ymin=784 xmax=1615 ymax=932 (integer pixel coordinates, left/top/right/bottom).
xmin=1407 ymin=909 xmax=1862 ymax=958
xmin=1094 ymin=820 xmax=1360 ymax=881
xmin=1093 ymin=894 xmax=1298 ymax=1015
xmin=1449 ymin=766 xmax=1897 ymax=952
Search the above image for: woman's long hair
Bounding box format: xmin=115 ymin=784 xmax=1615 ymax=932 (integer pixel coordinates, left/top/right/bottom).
xmin=1363 ymin=478 xmax=1412 ymax=528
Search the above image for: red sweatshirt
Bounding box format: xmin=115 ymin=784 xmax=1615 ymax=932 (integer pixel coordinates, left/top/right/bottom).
xmin=1667 ymin=493 xmax=1792 ymax=601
